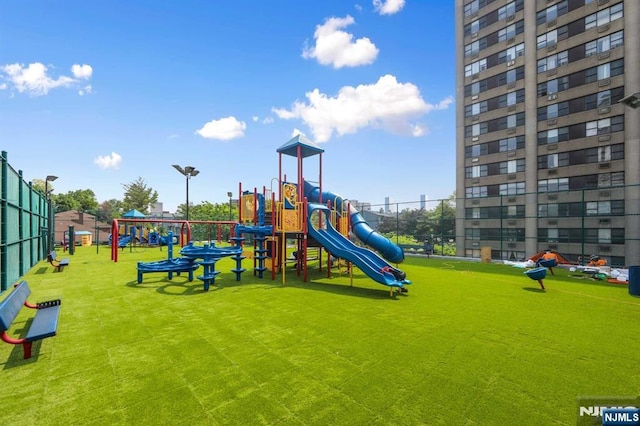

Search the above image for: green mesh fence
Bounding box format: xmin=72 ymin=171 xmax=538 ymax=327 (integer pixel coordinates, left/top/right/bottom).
xmin=0 ymin=150 xmax=50 ymax=293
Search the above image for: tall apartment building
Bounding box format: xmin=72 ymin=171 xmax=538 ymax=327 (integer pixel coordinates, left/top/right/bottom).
xmin=455 ymin=0 xmax=639 ymax=266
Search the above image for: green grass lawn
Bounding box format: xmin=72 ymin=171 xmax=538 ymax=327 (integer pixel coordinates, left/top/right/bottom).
xmin=1 ymin=245 xmax=639 ymax=425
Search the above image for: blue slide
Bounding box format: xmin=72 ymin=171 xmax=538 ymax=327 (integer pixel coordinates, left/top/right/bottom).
xmin=303 ymin=181 xmax=404 ymax=263
xmin=306 ymin=203 xmax=409 ymax=289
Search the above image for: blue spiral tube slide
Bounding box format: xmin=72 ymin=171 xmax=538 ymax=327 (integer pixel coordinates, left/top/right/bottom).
xmin=303 ymin=181 xmax=404 ymax=263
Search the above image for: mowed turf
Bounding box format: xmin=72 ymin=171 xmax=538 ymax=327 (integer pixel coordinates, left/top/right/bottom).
xmin=1 ymin=246 xmax=639 ymax=425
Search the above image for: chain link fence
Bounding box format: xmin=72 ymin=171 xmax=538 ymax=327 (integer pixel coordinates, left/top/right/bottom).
xmin=357 ymin=185 xmax=640 ymax=268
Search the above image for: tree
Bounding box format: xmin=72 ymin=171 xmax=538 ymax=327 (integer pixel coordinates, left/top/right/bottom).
xmin=98 ymin=199 xmax=123 ymax=223
xmin=52 ymin=189 xmax=98 ymax=212
xmin=31 ymin=178 xmax=48 ymax=195
xmin=53 ymin=193 xmax=80 ymax=212
xmin=376 ymin=193 xmax=457 ymax=244
xmin=176 ymin=201 xmax=238 ymax=241
xmin=122 ymin=177 xmax=158 ymax=214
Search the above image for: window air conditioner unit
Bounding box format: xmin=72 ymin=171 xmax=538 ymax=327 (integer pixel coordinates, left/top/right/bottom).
xmin=547 ymin=94 xmax=557 ymax=101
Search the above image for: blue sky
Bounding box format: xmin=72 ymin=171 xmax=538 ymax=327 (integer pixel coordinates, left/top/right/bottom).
xmin=1 ymin=0 xmax=456 ymax=212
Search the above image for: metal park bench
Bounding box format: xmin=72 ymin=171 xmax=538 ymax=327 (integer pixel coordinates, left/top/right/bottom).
xmin=0 ymin=281 xmax=61 ymax=359
xmin=47 ymin=250 xmax=70 ymax=272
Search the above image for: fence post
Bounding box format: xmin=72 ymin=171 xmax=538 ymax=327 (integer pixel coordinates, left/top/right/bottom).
xmin=0 ymin=151 xmax=7 ymax=292
xmin=581 ymin=189 xmax=585 ymax=265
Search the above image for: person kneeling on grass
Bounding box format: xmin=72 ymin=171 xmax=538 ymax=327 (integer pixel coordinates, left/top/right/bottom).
xmin=588 ymin=255 xmax=607 ymax=267
xmin=536 ymin=249 xmax=558 ymax=267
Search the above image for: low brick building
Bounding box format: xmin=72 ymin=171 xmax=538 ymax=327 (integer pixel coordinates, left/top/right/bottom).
xmin=54 ymin=211 xmax=111 ymax=246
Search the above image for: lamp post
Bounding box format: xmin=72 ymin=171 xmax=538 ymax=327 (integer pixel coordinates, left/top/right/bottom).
xmin=619 ymin=92 xmax=640 ymax=267
xmin=619 ymin=92 xmax=640 ymax=109
xmin=45 ymin=175 xmax=58 ymax=252
xmin=172 ymin=165 xmax=199 ymax=221
xmin=227 ymin=192 xmax=233 ymax=221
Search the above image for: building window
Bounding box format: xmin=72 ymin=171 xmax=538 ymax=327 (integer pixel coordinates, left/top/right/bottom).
xmin=536 ymin=0 xmax=568 ymax=25
xmin=498 ymin=0 xmax=523 ymax=21
xmin=499 ymin=136 xmax=520 ymax=152
xmin=597 ymin=90 xmax=611 ymax=107
xmin=498 ymin=23 xmax=516 ymax=42
xmin=537 ymin=50 xmax=568 ymax=73
xmin=466 ymin=186 xmax=488 ymax=198
xmin=538 ymin=178 xmax=569 ymax=193
xmin=585 ymin=115 xmax=625 ymax=136
xmin=465 ymin=58 xmax=487 ymax=77
xmin=538 ymin=127 xmax=569 ymax=145
xmin=466 ymin=165 xmax=488 ymax=178
xmin=598 ymin=172 xmax=624 ymax=188
xmin=464 ymin=0 xmax=479 ymax=17
xmin=586 ymin=31 xmax=624 ymax=57
xmin=585 ymin=3 xmax=624 ymax=30
xmin=585 ymin=59 xmax=624 ymax=83
xmin=599 ymin=228 xmax=611 ymax=244
xmin=499 ymin=182 xmax=524 ymax=195
xmin=499 ymin=43 xmax=525 ymax=63
xmin=537 ymin=26 xmax=568 ymax=49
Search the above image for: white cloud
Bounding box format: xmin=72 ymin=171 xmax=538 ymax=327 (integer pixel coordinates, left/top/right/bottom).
xmin=2 ymin=63 xmax=74 ymax=96
xmin=291 ymin=128 xmax=306 ymax=137
xmin=167 ymin=134 xmax=179 ymax=139
xmin=302 ymin=15 xmax=378 ymax=69
xmin=1 ymin=62 xmax=93 ymax=96
xmin=252 ymin=115 xmax=274 ymax=124
xmin=0 ymin=83 xmax=7 ymax=90
xmin=71 ymin=64 xmax=93 ymax=79
xmin=273 ymin=74 xmax=454 ymax=142
xmin=78 ymin=85 xmax=93 ymax=96
xmin=195 ymin=116 xmax=246 ymax=140
xmin=373 ymin=0 xmax=405 ymax=15
xmin=94 ymin=152 xmax=122 ymax=169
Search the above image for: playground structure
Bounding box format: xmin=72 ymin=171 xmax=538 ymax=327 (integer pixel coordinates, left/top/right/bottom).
xmin=230 ymin=135 xmax=410 ymax=295
xmin=179 ymin=242 xmax=242 ymax=290
xmin=136 ymin=233 xmax=200 ymax=284
xmin=113 ymin=135 xmax=410 ymax=295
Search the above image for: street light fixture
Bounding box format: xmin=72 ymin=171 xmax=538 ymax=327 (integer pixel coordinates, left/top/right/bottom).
xmin=172 ymin=165 xmax=199 ymax=221
xmin=44 ymin=175 xmax=58 ymax=252
xmin=619 ymin=92 xmax=640 ymax=109
xmin=227 ymin=191 xmax=233 ymax=221
xmin=45 ymin=175 xmax=58 ymax=197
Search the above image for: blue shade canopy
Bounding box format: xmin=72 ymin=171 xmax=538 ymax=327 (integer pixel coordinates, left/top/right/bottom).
xmin=122 ymin=209 xmax=146 ymax=218
xmin=277 ymin=134 xmax=324 ymax=158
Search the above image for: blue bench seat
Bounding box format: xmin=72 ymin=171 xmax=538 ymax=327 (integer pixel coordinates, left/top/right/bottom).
xmin=48 ymin=250 xmax=69 ymax=272
xmin=0 ymin=281 xmax=61 ymax=359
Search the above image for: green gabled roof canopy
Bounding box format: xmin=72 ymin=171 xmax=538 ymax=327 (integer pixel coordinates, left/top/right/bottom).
xmin=277 ymin=134 xmax=324 ymax=158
